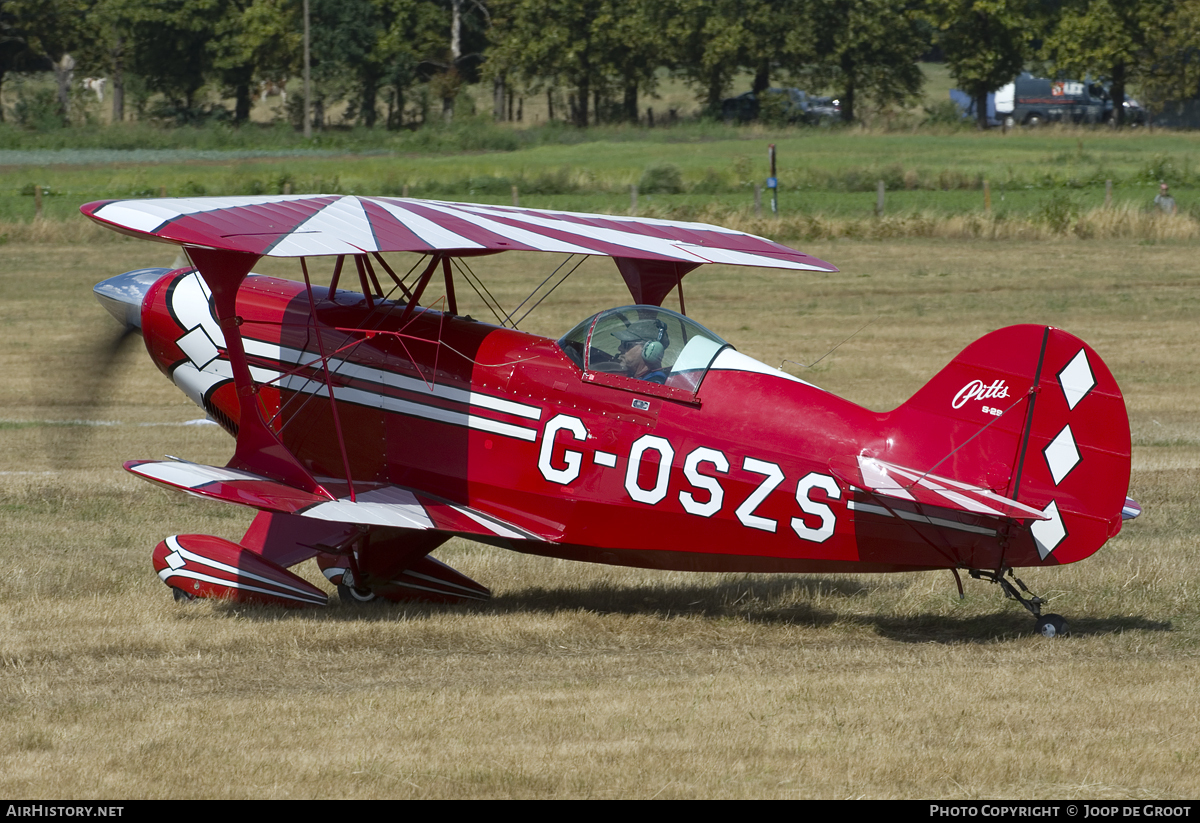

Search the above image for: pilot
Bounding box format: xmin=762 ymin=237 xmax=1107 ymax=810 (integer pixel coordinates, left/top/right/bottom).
xmin=613 ymin=320 xmax=668 ymax=383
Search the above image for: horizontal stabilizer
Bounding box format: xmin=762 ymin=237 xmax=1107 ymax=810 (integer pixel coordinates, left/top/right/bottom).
xmin=1123 ymin=497 xmax=1142 ymax=521
xmin=829 ymin=455 xmax=1050 ymax=521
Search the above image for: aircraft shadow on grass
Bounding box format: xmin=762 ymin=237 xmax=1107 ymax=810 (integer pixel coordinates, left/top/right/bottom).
xmin=205 ymin=576 xmax=1171 ymax=643
xmin=867 ymin=613 xmax=1171 ymax=644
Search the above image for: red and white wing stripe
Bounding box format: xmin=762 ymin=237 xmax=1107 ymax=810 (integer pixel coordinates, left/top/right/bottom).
xmin=81 ymin=195 xmax=837 ymax=272
xmin=126 ymin=458 xmax=548 ymax=541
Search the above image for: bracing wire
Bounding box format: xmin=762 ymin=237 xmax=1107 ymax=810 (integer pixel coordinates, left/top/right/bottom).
xmin=779 ymin=316 xmax=878 ymax=372
xmin=512 ymin=256 xmax=586 ymax=328
xmin=503 ymin=255 xmax=577 ymax=327
xmin=451 ymin=256 xmax=509 ymax=326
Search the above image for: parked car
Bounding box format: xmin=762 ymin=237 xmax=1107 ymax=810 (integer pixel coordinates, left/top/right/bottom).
xmin=720 ymin=88 xmax=842 ymax=125
xmin=1105 ymin=95 xmax=1147 ymax=126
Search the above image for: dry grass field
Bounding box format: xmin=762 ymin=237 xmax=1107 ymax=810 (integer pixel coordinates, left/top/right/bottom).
xmin=2 ymin=233 xmax=1199 ymax=799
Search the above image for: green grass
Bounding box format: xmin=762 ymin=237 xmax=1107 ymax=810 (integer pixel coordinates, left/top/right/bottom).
xmin=5 ymin=58 xmax=1199 ymax=226
xmin=4 ymin=129 xmax=1200 ymax=224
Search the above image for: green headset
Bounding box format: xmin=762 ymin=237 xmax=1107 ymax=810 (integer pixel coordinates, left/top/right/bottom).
xmin=642 ymin=339 xmax=664 ymax=365
xmin=642 ymin=320 xmax=667 ymax=365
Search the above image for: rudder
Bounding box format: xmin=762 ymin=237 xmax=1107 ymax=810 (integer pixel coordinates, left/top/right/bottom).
xmin=888 ymin=325 xmax=1131 ymax=567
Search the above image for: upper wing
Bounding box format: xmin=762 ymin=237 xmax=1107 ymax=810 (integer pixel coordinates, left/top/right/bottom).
xmin=80 ymin=195 xmax=837 ymax=272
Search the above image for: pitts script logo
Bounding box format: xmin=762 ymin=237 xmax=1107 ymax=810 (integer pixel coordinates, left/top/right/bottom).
xmin=952 ymin=379 xmax=1010 ymax=410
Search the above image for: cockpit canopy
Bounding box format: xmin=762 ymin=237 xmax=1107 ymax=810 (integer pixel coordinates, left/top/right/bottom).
xmin=557 ymin=305 xmax=731 ymax=395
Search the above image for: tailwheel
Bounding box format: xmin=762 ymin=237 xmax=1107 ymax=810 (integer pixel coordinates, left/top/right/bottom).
xmin=1035 ymin=614 xmax=1069 ymax=638
xmin=969 ymin=568 xmax=1069 ymax=638
xmin=172 ymin=587 xmax=196 ymax=604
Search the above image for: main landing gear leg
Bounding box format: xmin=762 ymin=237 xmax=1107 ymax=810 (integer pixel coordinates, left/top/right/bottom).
xmin=969 ymin=568 xmax=1069 ymax=638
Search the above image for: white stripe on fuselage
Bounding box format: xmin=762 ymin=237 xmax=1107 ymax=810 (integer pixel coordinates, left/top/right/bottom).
xmin=238 ymin=337 xmax=541 ymax=440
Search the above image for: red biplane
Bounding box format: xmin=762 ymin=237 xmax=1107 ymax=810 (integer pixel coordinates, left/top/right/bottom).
xmin=84 ymin=195 xmax=1137 ymax=637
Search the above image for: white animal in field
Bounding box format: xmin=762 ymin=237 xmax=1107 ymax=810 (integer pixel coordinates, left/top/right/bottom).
xmin=259 ymin=79 xmax=287 ymax=105
xmin=82 ymin=77 xmax=106 ymax=102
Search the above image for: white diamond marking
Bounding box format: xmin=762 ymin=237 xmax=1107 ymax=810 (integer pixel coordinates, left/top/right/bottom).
xmin=1058 ymin=349 xmax=1095 ymax=410
xmin=165 ymin=551 xmax=186 ymax=571
xmin=1044 ymin=424 xmax=1081 ymax=485
xmin=177 ymin=325 xmax=220 ymax=369
xmin=1031 ymin=500 xmax=1067 ymax=559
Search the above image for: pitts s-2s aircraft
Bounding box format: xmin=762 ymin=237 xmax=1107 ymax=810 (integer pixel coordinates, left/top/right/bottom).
xmin=84 ymin=195 xmax=1138 ymax=637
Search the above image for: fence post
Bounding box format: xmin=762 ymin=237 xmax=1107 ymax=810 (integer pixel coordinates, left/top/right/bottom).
xmin=767 ymin=144 xmax=778 ymax=215
xmin=512 ymin=185 xmax=519 ymax=207
xmin=630 ymin=184 xmax=638 ymax=216
xmin=34 ymin=185 xmax=43 ymax=219
xmin=876 ymin=180 xmax=885 ymax=217
xmin=983 ymin=179 xmax=991 ymax=213
xmin=1105 ymin=179 xmax=1112 ymax=209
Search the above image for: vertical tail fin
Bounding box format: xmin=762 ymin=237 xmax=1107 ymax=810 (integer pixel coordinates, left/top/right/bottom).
xmin=888 ymin=325 xmax=1131 ymax=567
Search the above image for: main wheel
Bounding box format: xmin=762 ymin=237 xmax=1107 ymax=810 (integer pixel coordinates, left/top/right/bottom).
xmin=172 ymin=587 xmax=196 ymax=604
xmin=1036 ymin=614 xmax=1069 ymax=638
xmin=338 ymin=584 xmax=378 ymax=605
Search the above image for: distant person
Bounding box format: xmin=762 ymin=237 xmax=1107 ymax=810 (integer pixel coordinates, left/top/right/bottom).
xmin=1155 ymin=183 xmax=1177 ymax=215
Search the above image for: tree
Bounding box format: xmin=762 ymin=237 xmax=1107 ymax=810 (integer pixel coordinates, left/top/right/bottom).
xmin=0 ymin=0 xmax=46 ymax=122
xmin=662 ymin=0 xmax=768 ymax=114
xmin=125 ymin=0 xmax=222 ymax=117
xmin=932 ymin=0 xmax=1031 ymax=128
xmin=206 ymin=0 xmax=299 ymax=124
xmin=5 ymin=0 xmax=92 ymax=123
xmin=802 ymin=0 xmax=926 ymax=124
xmin=375 ymin=0 xmax=446 ymax=128
xmin=1043 ymin=0 xmax=1169 ymax=126
xmin=660 ymin=0 xmax=820 ymax=117
xmin=1134 ymin=0 xmax=1200 ymax=113
xmin=593 ymin=0 xmax=660 ymax=122
xmin=77 ymin=0 xmax=153 ymax=123
xmin=427 ymin=0 xmax=489 ymax=122
xmin=488 ymin=0 xmax=608 ymax=126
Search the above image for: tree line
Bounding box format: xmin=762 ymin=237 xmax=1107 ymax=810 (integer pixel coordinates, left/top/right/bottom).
xmin=2 ymin=0 xmax=1199 ymax=130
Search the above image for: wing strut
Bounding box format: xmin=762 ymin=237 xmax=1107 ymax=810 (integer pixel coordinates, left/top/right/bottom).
xmin=399 ymin=255 xmax=442 ymax=325
xmin=442 ymin=256 xmax=457 ymax=315
xmin=300 ymin=257 xmax=357 ymax=501
xmin=327 ymin=255 xmax=345 ymax=295
xmin=370 ymin=252 xmax=416 ymax=302
xmin=185 ymin=246 xmax=330 ymax=498
xmin=353 ymin=255 xmax=375 ymax=308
